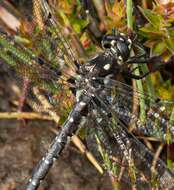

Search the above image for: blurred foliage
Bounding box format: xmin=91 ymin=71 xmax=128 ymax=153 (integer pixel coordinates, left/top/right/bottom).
xmin=139 ymin=1 xmax=174 ymax=59
xmin=0 ymin=1 xmax=174 ymax=188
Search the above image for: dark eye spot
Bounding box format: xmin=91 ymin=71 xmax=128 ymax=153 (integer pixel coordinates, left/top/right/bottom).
xmin=48 ymin=12 xmax=52 ymax=19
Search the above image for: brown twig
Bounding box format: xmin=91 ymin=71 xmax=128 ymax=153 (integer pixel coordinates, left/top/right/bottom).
xmin=0 ymin=112 xmax=52 ymax=120
xmin=151 ymin=142 xmax=165 ymax=176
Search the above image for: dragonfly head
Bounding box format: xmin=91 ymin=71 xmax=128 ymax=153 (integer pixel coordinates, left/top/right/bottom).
xmin=102 ymin=30 xmax=132 ymax=64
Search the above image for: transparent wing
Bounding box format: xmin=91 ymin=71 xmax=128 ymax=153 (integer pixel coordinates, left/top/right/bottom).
xmin=92 ymin=77 xmax=174 ymax=140
xmin=0 ymin=0 xmax=80 ymax=119
xmin=32 ymin=0 xmax=80 ymax=73
xmin=85 ymin=98 xmax=174 ymax=190
xmin=0 ymin=0 xmax=79 ymax=79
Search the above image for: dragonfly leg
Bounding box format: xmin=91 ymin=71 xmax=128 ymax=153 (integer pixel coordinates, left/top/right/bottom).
xmin=122 ymin=70 xmax=150 ymax=79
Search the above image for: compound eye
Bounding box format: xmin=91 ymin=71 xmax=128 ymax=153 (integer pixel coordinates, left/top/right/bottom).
xmin=102 ymin=35 xmax=118 ymax=49
xmin=102 ymin=41 xmax=111 ymax=49
xmin=102 ymin=38 xmax=112 ymax=49
xmin=117 ymin=41 xmax=130 ymax=61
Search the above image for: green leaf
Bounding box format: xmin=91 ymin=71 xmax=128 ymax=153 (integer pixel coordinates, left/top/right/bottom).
xmin=140 ymin=25 xmax=164 ymax=38
xmin=168 ymin=29 xmax=174 ymax=38
xmin=71 ymin=19 xmax=88 ymax=33
xmin=139 ymin=7 xmax=163 ymax=29
xmin=167 ymin=159 xmax=173 ymax=170
xmin=59 ymin=10 xmax=70 ymax=26
xmin=165 ymin=38 xmax=174 ymax=53
xmin=152 ymin=41 xmax=167 ymax=55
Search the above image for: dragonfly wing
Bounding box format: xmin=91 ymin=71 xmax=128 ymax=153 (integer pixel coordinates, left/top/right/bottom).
xmin=0 ymin=63 xmax=75 ymax=122
xmin=86 ymin=98 xmax=174 ymax=190
xmin=0 ymin=1 xmax=79 ymax=80
xmin=92 ymin=77 xmax=174 ymax=140
xmin=0 ymin=0 xmax=80 ymax=120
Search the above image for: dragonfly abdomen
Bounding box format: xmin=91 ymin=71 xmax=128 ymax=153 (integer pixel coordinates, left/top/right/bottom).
xmin=26 ymin=94 xmax=91 ymax=190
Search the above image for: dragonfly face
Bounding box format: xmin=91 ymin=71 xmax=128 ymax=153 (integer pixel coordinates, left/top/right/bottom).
xmin=102 ymin=32 xmax=132 ymax=64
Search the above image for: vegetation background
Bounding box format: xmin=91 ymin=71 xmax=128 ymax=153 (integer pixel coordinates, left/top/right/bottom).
xmin=0 ymin=0 xmax=174 ymax=189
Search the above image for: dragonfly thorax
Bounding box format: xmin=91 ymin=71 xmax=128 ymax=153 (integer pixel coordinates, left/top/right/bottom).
xmin=82 ymin=52 xmax=118 ymax=79
xmin=79 ymin=31 xmax=133 ymax=80
xmin=74 ymin=53 xmax=116 ymax=97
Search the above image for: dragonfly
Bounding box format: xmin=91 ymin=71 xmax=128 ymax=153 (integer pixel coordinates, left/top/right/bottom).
xmin=0 ymin=0 xmax=174 ymax=189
